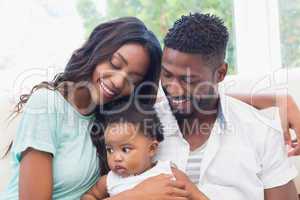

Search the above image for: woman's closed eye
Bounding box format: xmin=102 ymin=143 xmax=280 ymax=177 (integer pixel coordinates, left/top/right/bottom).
xmin=110 ymin=61 xmax=121 ymax=70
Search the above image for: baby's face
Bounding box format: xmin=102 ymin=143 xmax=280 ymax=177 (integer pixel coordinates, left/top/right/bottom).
xmin=104 ymin=122 xmax=158 ymax=177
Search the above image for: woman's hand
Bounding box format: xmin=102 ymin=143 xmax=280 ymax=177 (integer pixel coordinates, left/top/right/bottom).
xmin=81 ymin=194 xmax=98 ymax=200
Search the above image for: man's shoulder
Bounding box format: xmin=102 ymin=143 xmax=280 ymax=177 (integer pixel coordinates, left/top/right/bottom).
xmin=223 ymin=95 xmax=283 ymax=152
xmin=223 ymin=95 xmax=281 ymax=131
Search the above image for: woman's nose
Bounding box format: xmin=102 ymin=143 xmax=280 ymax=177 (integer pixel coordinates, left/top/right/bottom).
xmin=110 ymin=72 xmax=127 ymax=92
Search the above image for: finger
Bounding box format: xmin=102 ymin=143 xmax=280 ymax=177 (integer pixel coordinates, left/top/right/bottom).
xmin=288 ymin=146 xmax=300 ymax=156
xmin=295 ymin=126 xmax=300 ymax=146
xmin=168 ymin=180 xmax=186 ymax=189
xmin=166 ymin=187 xmax=190 ymax=197
xmin=283 ymin=128 xmax=292 ymax=145
xmin=152 ymin=174 xmax=173 ymax=180
xmin=166 ymin=197 xmax=189 ymax=200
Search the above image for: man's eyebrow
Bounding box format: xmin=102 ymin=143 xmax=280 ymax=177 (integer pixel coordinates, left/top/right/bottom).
xmin=161 ymin=65 xmax=173 ymax=74
xmin=180 ymin=74 xmax=198 ymax=79
xmin=116 ymin=52 xmax=128 ymax=65
xmin=162 ymin=65 xmax=198 ymax=78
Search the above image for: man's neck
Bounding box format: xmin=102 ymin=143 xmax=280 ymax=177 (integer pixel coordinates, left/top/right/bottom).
xmin=178 ymin=98 xmax=220 ymax=151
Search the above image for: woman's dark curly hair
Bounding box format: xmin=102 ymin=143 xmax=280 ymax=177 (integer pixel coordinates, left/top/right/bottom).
xmin=5 ymin=17 xmax=162 ymax=162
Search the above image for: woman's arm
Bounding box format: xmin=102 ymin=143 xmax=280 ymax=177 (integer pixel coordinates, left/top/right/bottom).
xmin=19 ymin=148 xmax=53 ymax=200
xmin=81 ymin=175 xmax=108 ymax=200
xmin=230 ymin=94 xmax=300 ymax=156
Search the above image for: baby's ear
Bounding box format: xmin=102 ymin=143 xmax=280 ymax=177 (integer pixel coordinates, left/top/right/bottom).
xmin=149 ymin=140 xmax=159 ymax=157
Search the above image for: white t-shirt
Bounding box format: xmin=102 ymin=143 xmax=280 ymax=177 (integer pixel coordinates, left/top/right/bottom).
xmin=186 ymin=142 xmax=208 ymax=185
xmin=106 ymin=160 xmax=173 ymax=197
xmin=154 ymin=92 xmax=297 ymax=200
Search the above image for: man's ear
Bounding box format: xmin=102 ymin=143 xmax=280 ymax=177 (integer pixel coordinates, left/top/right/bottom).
xmin=214 ymin=63 xmax=228 ymax=83
xmin=149 ymin=140 xmax=159 ymax=158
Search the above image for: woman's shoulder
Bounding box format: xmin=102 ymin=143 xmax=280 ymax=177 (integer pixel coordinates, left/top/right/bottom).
xmin=24 ymin=88 xmax=62 ymax=114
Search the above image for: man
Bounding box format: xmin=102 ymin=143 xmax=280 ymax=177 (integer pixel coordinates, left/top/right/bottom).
xmin=155 ymin=13 xmax=298 ymax=200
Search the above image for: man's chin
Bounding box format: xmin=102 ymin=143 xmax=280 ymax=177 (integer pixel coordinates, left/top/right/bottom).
xmin=171 ymin=107 xmax=193 ymax=120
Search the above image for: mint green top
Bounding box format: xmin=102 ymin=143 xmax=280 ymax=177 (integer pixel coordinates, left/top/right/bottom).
xmin=0 ymin=89 xmax=100 ymax=200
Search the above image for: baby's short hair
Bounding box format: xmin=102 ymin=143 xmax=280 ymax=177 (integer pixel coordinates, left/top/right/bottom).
xmin=103 ymin=103 xmax=164 ymax=142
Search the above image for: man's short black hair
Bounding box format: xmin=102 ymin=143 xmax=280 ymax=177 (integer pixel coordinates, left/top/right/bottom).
xmin=164 ymin=12 xmax=229 ymax=67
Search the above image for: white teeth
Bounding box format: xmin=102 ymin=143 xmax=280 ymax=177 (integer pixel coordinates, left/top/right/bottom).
xmin=172 ymin=99 xmax=186 ymax=104
xmin=100 ymin=81 xmax=115 ymax=96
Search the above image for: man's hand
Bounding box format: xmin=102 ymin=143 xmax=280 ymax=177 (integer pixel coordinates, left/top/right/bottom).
xmin=131 ymin=174 xmax=190 ymax=200
xmin=278 ymin=95 xmax=300 ymax=156
xmin=171 ymin=168 xmax=209 ymax=200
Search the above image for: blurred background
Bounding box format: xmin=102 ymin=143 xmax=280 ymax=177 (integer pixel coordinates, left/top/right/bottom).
xmin=0 ymin=0 xmax=299 ymax=96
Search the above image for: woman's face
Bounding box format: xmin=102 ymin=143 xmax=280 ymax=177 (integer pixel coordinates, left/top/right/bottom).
xmin=91 ymin=43 xmax=150 ymax=105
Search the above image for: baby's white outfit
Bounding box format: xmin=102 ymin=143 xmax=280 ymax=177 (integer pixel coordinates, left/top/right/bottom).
xmin=106 ymin=160 xmax=173 ymax=196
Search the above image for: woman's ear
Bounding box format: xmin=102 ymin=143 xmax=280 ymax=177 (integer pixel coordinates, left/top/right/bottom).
xmin=149 ymin=140 xmax=159 ymax=157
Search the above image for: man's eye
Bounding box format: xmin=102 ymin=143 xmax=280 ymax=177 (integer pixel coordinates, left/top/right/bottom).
xmin=181 ymin=77 xmax=195 ymax=84
xmin=122 ymin=147 xmax=131 ymax=153
xmin=162 ymin=71 xmax=172 ymax=78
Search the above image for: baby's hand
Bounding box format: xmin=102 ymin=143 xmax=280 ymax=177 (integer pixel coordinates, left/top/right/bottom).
xmin=80 ymin=194 xmax=97 ymax=200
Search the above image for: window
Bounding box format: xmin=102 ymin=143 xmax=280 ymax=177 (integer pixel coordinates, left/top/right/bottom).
xmin=77 ymin=0 xmax=236 ymax=74
xmin=278 ymin=0 xmax=300 ymax=68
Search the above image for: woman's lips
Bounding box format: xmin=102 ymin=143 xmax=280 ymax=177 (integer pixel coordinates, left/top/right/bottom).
xmin=98 ymin=80 xmax=118 ymax=99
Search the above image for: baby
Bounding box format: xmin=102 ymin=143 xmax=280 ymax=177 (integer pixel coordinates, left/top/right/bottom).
xmin=81 ymin=104 xmax=203 ymax=199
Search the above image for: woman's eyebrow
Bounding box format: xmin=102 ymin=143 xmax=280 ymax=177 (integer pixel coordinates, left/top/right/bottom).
xmin=116 ymin=52 xmax=128 ymax=65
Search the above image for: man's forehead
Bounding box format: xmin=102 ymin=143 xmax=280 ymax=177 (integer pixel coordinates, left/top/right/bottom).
xmin=162 ymin=47 xmax=209 ymax=74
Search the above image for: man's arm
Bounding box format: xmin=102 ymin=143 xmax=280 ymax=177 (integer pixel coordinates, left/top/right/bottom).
xmin=81 ymin=175 xmax=108 ymax=200
xmin=264 ymin=181 xmax=298 ymax=200
xmin=103 ymin=174 xmax=190 ymax=200
xmin=229 ymin=94 xmax=300 ymax=156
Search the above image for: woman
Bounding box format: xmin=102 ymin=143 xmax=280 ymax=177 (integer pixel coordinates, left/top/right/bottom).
xmin=0 ymin=17 xmax=190 ymax=200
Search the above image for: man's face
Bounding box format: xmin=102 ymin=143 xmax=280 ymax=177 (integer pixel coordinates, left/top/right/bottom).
xmin=161 ymin=47 xmax=226 ymax=119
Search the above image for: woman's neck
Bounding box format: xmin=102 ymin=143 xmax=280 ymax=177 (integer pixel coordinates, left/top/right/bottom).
xmin=58 ymin=82 xmax=95 ymax=116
